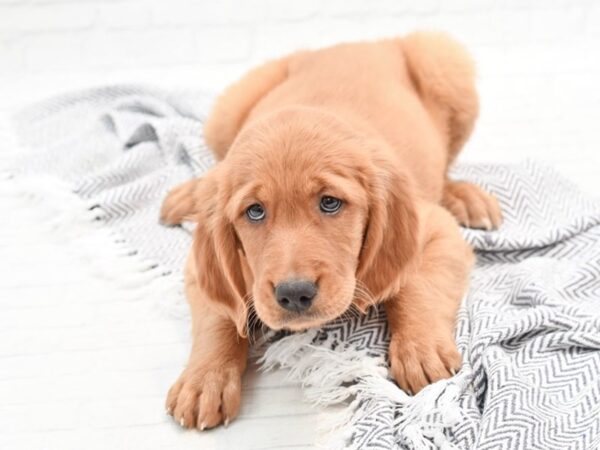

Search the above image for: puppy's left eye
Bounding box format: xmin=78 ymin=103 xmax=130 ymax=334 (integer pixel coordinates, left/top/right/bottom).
xmin=320 ymin=196 xmax=343 ymax=214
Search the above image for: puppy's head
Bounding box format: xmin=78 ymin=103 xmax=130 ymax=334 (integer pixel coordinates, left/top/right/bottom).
xmin=167 ymin=107 xmax=418 ymax=333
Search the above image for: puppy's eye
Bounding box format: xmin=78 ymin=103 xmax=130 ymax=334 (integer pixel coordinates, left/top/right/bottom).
xmin=246 ymin=203 xmax=266 ymax=222
xmin=320 ymin=196 xmax=342 ymax=214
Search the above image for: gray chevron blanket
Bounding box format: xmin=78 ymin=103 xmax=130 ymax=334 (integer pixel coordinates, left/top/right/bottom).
xmin=4 ymin=86 xmax=600 ymax=450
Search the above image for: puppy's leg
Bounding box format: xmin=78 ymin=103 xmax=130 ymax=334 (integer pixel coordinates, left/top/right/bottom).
xmin=204 ymin=55 xmax=291 ymax=160
xmin=160 ymin=179 xmax=199 ymax=226
xmin=402 ymin=33 xmax=503 ymax=230
xmin=166 ymin=257 xmax=248 ymax=429
xmin=402 ymin=31 xmax=479 ymax=165
xmin=386 ymin=205 xmax=474 ymax=394
xmin=442 ymin=180 xmax=502 ymax=230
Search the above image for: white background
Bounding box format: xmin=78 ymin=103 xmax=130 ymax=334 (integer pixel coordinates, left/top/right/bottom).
xmin=1 ymin=0 xmax=600 ymax=192
xmin=1 ymin=2 xmax=599 ymax=449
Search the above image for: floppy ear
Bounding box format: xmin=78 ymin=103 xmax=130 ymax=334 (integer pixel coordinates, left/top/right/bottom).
xmin=356 ymin=162 xmax=419 ymax=301
xmin=181 ymin=170 xmax=248 ymax=336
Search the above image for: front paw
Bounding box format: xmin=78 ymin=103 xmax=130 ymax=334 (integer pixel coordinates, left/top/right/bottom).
xmin=166 ymin=364 xmax=242 ymax=430
xmin=388 ymin=334 xmax=461 ymax=394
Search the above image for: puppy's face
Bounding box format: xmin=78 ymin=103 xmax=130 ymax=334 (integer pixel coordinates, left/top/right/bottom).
xmin=225 ymin=112 xmax=370 ymax=330
xmin=187 ymin=108 xmax=417 ymax=334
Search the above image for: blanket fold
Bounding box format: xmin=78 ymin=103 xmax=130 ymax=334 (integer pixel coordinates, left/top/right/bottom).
xmin=5 ymin=85 xmax=600 ymax=450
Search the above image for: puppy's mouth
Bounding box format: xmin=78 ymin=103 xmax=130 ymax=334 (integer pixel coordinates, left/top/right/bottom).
xmin=278 ymin=311 xmax=331 ymax=331
xmin=267 ymin=303 xmax=349 ymax=331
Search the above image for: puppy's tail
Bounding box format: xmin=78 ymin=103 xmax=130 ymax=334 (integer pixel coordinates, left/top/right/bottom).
xmin=160 ymin=178 xmax=199 ymax=226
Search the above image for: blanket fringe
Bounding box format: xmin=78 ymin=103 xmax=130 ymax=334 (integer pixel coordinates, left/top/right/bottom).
xmin=0 ymin=172 xmax=189 ymax=321
xmin=259 ymin=332 xmax=471 ymax=450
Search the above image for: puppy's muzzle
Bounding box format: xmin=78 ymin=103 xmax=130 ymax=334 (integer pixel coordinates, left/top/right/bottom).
xmin=275 ymin=279 xmax=317 ymax=313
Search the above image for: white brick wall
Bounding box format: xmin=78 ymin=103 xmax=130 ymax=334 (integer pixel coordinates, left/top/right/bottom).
xmin=2 ymin=0 xmax=598 ymax=82
xmin=1 ymin=0 xmax=599 ymax=192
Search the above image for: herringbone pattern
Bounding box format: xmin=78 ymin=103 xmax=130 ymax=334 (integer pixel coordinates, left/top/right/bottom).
xmin=301 ymin=162 xmax=600 ymax=449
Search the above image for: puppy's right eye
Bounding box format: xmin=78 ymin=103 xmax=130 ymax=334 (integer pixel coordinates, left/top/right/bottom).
xmin=319 ymin=196 xmax=343 ymax=214
xmin=246 ymin=203 xmax=266 ymax=222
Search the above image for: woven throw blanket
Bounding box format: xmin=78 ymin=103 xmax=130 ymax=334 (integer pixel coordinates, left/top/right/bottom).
xmin=5 ymin=86 xmax=600 ymax=450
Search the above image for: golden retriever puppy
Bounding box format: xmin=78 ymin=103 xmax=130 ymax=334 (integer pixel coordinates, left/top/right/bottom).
xmin=161 ymin=32 xmax=502 ymax=430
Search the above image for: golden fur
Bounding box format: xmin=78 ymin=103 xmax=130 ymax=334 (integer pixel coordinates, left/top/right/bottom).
xmin=161 ymin=32 xmax=501 ymax=430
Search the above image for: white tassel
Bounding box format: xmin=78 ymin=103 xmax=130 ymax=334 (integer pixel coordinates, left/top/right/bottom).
xmin=0 ymin=174 xmax=188 ymax=321
xmin=259 ymin=331 xmax=471 ymax=449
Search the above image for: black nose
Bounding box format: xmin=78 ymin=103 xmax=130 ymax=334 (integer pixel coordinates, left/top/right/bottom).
xmin=275 ymin=279 xmax=317 ymax=313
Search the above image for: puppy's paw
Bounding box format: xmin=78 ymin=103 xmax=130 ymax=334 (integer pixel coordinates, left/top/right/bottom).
xmin=160 ymin=179 xmax=198 ymax=226
xmin=442 ymin=181 xmax=502 ymax=230
xmin=388 ymin=333 xmax=461 ymax=395
xmin=166 ymin=364 xmax=242 ymax=430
